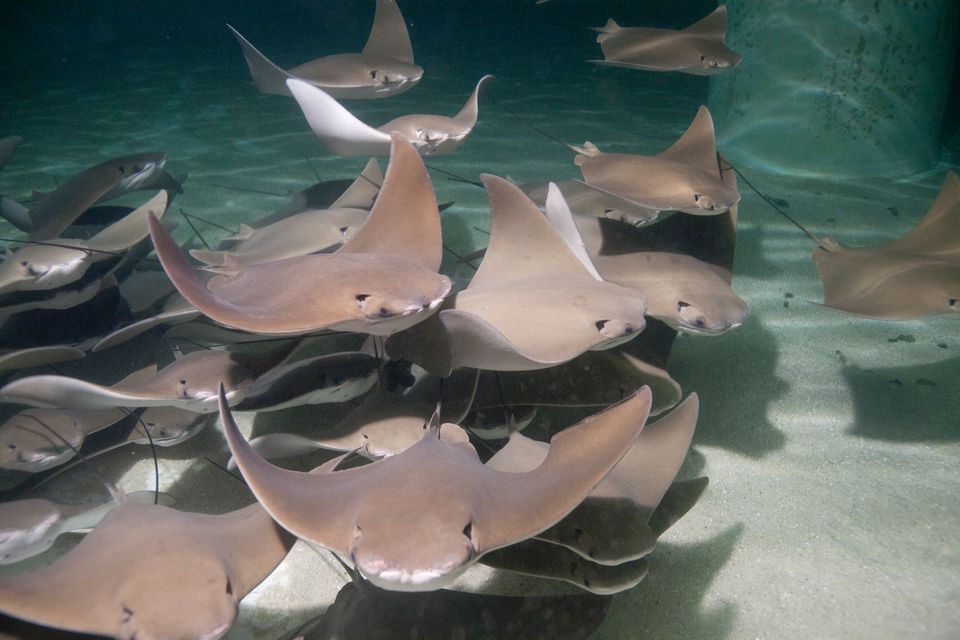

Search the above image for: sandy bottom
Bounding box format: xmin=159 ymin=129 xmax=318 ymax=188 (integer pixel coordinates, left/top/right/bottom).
xmin=1 ymin=7 xmax=958 ymax=638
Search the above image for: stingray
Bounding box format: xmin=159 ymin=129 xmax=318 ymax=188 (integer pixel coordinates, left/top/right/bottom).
xmin=574 ymin=214 xmax=747 ymax=334
xmin=232 ymin=389 xmax=462 ymax=466
xmin=591 ymin=5 xmax=742 ymax=75
xmin=220 ymin=384 xmax=653 ymax=591
xmin=0 ymin=407 xmax=130 ymax=473
xmin=812 ymin=171 xmax=960 ymax=319
xmin=0 ymin=191 xmax=168 ymax=298
xmin=91 ymin=293 xmax=199 ymax=353
xmin=520 ymin=179 xmax=664 ymax=227
xmin=0 ymin=496 xmax=294 ymax=639
xmin=149 ymin=134 xmax=452 ymax=336
xmin=1 ymin=344 xmax=294 ymax=413
xmin=0 ymin=346 xmax=87 ymax=373
xmin=287 ymin=75 xmax=494 ymax=157
xmin=25 ymin=152 xmax=167 ymax=241
xmin=0 ymin=491 xmax=171 ymax=565
xmin=246 ymin=158 xmax=383 ymax=231
xmin=190 ymin=206 xmax=371 ymax=267
xmin=232 ymin=351 xmax=380 ymax=412
xmin=227 ymin=0 xmax=422 ymax=99
xmin=470 ymin=340 xmax=681 ymax=419
xmin=488 ymin=394 xmax=699 ymax=564
xmin=303 ymin=580 xmax=611 ymax=640
xmin=480 ymin=477 xmax=708 ymax=594
xmin=387 ymin=175 xmax=647 ymax=373
xmin=573 ymin=106 xmax=740 ymax=215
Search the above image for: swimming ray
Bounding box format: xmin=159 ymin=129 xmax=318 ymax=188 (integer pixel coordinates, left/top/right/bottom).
xmin=190 ymin=207 xmax=371 ymax=267
xmin=227 ymin=0 xmax=422 ymax=99
xmin=812 ymin=171 xmax=960 ymax=319
xmin=220 ymin=385 xmax=653 ymax=591
xmin=149 ymin=134 xmax=451 ymax=336
xmin=591 ymin=5 xmax=742 ymax=75
xmin=488 ymin=394 xmax=699 ymax=565
xmin=0 ymin=499 xmax=294 ymax=640
xmin=573 ymin=106 xmax=740 ymax=216
xmin=0 ymin=191 xmax=168 ymax=298
xmin=387 ymin=176 xmax=647 ymax=373
xmin=1 ymin=344 xmax=294 ymax=413
xmin=287 ymin=75 xmax=494 ymax=157
xmin=26 ymin=153 xmax=168 ymax=241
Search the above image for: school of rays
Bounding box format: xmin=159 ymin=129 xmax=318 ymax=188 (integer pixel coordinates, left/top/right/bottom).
xmin=0 ymin=2 xmax=956 ymax=640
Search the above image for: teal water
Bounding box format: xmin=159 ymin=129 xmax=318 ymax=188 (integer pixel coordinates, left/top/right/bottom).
xmin=1 ymin=1 xmax=959 ymax=639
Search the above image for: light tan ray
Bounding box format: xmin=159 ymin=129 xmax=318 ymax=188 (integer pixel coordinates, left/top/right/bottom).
xmin=591 ymin=5 xmax=742 ymax=75
xmin=287 ymin=75 xmax=494 ymax=156
xmin=0 ymin=499 xmax=293 ymax=639
xmin=573 ymin=106 xmax=740 ymax=215
xmin=227 ymin=0 xmax=422 ymax=99
xmin=387 ymin=176 xmax=647 ymax=373
xmin=220 ymin=385 xmax=652 ymax=591
xmin=149 ymin=134 xmax=451 ymax=337
xmin=813 ymin=171 xmax=960 ymax=319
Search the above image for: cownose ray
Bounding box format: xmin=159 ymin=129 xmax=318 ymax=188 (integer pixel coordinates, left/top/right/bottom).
xmin=26 ymin=152 xmax=167 ymax=241
xmin=148 ymin=133 xmax=452 ymax=336
xmin=92 ymin=293 xmax=199 ymax=353
xmin=190 ymin=206 xmax=371 ymax=268
xmin=228 ymin=389 xmax=464 ymax=468
xmin=0 ymin=494 xmax=294 ymax=640
xmin=227 ymin=0 xmax=422 ymax=99
xmin=590 ymin=5 xmax=742 ymax=75
xmin=573 ymin=105 xmax=740 ymax=215
xmin=574 ymin=214 xmax=748 ymax=334
xmin=562 ymin=155 xmax=746 ymax=334
xmin=219 ymin=384 xmax=653 ymax=591
xmin=0 ymin=346 xmax=87 ymax=373
xmin=470 ymin=338 xmax=682 ymax=417
xmin=488 ymin=393 xmax=700 ymax=565
xmin=303 ymin=580 xmax=611 ymax=640
xmin=0 ymin=491 xmax=172 ymax=565
xmin=0 ymin=191 xmax=168 ymax=298
xmin=0 ymin=343 xmax=296 ymax=413
xmin=479 ymin=476 xmax=708 ymax=594
xmin=386 ymin=175 xmax=647 ymax=374
xmin=812 ymin=171 xmax=960 ymax=319
xmin=286 ymin=75 xmax=494 ymax=157
xmin=246 ymin=158 xmax=382 ymax=231
xmin=0 ymin=406 xmax=131 ymax=473
xmin=232 ymin=351 xmax=380 ymax=412
xmin=0 ymin=135 xmax=31 ymax=233
xmin=520 ymin=178 xmax=664 ymax=227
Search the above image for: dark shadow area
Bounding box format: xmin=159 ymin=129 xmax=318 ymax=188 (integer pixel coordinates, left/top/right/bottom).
xmin=596 ymin=523 xmax=742 ymax=640
xmin=302 ymin=580 xmax=611 ymax=640
xmin=668 ymin=316 xmax=787 ymax=458
xmin=843 ymin=357 xmax=960 ymax=442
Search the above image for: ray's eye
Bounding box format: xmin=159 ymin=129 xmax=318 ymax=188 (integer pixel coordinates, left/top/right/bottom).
xmin=693 ymin=193 xmax=702 ymax=203
xmin=122 ymin=606 xmax=133 ymax=622
xmin=677 ymin=301 xmax=691 ymax=312
xmin=462 ymin=521 xmax=474 ymax=543
xmin=949 ymin=298 xmax=957 ymax=309
xmin=369 ymin=70 xmax=379 ymax=79
xmin=225 ymin=578 xmax=234 ymax=596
